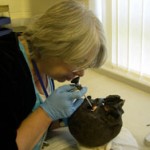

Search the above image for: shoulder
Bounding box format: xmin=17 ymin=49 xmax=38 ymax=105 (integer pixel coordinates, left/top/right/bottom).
xmin=0 ymin=32 xmax=19 ymax=50
xmin=0 ymin=32 xmax=19 ymax=78
xmin=0 ymin=32 xmax=36 ymax=148
xmin=0 ymin=32 xmax=36 ymax=119
xmin=0 ymin=32 xmax=26 ymax=82
xmin=0 ymin=32 xmax=20 ymax=67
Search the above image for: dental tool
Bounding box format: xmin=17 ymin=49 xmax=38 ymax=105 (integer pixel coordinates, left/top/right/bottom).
xmin=71 ymin=77 xmax=93 ymax=108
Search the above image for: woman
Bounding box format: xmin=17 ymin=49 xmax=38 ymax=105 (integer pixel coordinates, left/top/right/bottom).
xmin=0 ymin=0 xmax=107 ymax=149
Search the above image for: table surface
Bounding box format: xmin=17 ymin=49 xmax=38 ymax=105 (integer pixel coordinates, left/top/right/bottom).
xmin=43 ymin=127 xmax=78 ymax=150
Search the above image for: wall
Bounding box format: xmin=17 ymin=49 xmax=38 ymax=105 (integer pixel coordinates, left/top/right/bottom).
xmin=0 ymin=0 xmax=88 ymax=27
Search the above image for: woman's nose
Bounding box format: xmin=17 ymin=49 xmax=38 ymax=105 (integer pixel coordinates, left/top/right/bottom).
xmin=73 ymin=70 xmax=84 ymax=77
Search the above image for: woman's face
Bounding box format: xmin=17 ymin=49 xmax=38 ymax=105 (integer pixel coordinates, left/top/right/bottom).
xmin=37 ymin=57 xmax=84 ymax=82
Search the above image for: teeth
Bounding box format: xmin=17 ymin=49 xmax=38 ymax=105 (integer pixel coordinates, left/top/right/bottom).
xmin=91 ymin=105 xmax=98 ymax=112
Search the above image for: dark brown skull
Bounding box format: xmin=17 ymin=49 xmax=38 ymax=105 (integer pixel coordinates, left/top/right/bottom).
xmin=68 ymin=95 xmax=125 ymax=148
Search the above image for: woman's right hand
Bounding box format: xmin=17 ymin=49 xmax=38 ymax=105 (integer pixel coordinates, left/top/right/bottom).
xmin=40 ymin=84 xmax=87 ymax=121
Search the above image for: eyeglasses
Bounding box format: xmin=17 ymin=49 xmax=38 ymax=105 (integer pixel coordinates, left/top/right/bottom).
xmin=71 ymin=66 xmax=90 ymax=73
xmin=67 ymin=61 xmax=95 ymax=73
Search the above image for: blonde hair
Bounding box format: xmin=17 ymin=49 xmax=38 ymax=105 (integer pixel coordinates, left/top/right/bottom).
xmin=23 ymin=0 xmax=107 ymax=69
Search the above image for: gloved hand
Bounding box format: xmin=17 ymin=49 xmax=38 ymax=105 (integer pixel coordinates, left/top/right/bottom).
xmin=40 ymin=84 xmax=87 ymax=121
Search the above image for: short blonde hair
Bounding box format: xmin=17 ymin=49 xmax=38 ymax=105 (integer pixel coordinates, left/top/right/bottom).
xmin=23 ymin=0 xmax=107 ymax=69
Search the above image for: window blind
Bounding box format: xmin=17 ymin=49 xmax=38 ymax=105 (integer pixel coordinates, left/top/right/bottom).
xmin=112 ymin=0 xmax=150 ymax=77
xmin=90 ymin=0 xmax=150 ymax=88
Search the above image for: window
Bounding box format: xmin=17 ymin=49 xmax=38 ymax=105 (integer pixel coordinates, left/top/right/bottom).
xmin=89 ymin=0 xmax=150 ymax=92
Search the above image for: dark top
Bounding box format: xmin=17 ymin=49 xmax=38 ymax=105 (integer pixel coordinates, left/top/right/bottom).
xmin=0 ymin=32 xmax=36 ymax=149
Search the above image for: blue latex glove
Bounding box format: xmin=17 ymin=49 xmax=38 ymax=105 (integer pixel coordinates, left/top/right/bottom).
xmin=40 ymin=84 xmax=87 ymax=121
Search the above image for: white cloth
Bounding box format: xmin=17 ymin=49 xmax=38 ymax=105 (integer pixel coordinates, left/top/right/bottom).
xmin=111 ymin=127 xmax=139 ymax=150
xmin=43 ymin=127 xmax=139 ymax=150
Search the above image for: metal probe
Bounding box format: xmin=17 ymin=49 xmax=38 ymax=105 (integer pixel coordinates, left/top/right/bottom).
xmin=71 ymin=77 xmax=93 ymax=108
xmin=84 ymin=95 xmax=93 ymax=108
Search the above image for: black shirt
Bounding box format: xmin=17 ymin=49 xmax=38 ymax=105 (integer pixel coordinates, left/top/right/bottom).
xmin=0 ymin=32 xmax=36 ymax=149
